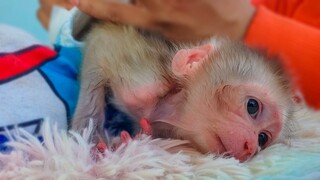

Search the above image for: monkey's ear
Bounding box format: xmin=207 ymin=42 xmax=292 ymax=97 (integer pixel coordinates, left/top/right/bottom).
xmin=172 ymin=44 xmax=214 ymax=77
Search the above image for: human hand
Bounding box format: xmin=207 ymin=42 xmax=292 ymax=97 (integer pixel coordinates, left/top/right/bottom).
xmin=37 ymin=0 xmax=73 ymax=30
xmin=70 ymin=0 xmax=255 ymax=42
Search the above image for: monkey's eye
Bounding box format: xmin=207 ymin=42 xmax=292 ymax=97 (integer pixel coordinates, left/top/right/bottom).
xmin=258 ymin=132 xmax=269 ymax=148
xmin=247 ymin=98 xmax=259 ymax=118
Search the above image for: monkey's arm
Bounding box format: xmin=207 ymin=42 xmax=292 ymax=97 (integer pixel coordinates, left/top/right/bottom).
xmin=72 ymin=54 xmax=107 ymax=142
xmin=245 ymin=0 xmax=320 ymax=109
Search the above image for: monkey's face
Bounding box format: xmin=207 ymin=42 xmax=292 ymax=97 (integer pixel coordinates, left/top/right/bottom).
xmin=176 ymin=82 xmax=286 ymax=162
xmin=168 ymin=41 xmax=292 ymax=162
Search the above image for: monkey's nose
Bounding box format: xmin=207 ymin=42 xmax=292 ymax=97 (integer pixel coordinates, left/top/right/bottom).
xmin=237 ymin=140 xmax=258 ymax=162
xmin=217 ymin=128 xmax=259 ymax=161
xmin=244 ymin=141 xmax=256 ymax=155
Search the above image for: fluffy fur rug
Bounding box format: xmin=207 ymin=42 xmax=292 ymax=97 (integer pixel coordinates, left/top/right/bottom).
xmin=1 ymin=107 xmax=320 ymax=179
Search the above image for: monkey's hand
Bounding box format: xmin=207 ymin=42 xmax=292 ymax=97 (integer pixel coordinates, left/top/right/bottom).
xmin=95 ymin=118 xmax=153 ymax=154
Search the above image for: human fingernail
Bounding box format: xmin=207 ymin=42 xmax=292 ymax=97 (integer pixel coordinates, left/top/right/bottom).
xmin=69 ymin=0 xmax=79 ymax=6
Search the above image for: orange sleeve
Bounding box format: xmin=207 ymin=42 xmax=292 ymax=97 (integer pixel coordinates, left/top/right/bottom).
xmin=244 ymin=0 xmax=320 ymax=109
xmin=250 ymin=0 xmax=320 ymax=28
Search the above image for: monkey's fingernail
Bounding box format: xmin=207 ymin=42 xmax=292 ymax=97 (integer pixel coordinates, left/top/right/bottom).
xmin=69 ymin=0 xmax=79 ymax=6
xmin=140 ymin=118 xmax=152 ymax=135
xmin=293 ymin=95 xmax=302 ymax=103
xmin=96 ymin=142 xmax=108 ymax=153
xmin=120 ymin=131 xmax=132 ymax=144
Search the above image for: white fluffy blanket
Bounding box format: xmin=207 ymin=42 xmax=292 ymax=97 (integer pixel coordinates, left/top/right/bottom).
xmin=1 ymin=107 xmax=320 ymax=179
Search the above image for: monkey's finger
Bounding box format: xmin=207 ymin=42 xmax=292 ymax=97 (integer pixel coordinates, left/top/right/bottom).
xmin=140 ymin=118 xmax=152 ymax=135
xmin=96 ymin=142 xmax=108 ymax=153
xmin=72 ymin=0 xmax=154 ymax=29
xmin=120 ymin=131 xmax=132 ymax=144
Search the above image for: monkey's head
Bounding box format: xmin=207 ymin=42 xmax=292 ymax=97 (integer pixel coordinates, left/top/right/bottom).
xmin=152 ymin=42 xmax=295 ymax=162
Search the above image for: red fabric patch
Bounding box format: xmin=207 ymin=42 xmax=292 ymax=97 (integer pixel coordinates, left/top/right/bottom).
xmin=0 ymin=45 xmax=57 ymax=81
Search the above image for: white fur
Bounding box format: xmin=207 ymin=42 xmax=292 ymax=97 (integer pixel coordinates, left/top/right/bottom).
xmin=1 ymin=108 xmax=320 ymax=179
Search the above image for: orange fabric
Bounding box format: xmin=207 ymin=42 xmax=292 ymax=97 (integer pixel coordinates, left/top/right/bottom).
xmin=245 ymin=0 xmax=320 ymax=109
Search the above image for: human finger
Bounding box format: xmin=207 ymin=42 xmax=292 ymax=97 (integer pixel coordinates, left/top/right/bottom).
xmin=72 ymin=0 xmax=155 ymax=29
xmin=37 ymin=9 xmax=50 ymax=29
xmin=38 ymin=0 xmax=53 ymax=14
xmin=136 ymin=0 xmax=163 ymax=9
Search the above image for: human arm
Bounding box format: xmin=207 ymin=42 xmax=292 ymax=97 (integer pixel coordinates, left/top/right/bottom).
xmin=70 ymin=0 xmax=255 ymax=42
xmin=244 ymin=0 xmax=320 ymax=109
xmin=71 ymin=0 xmax=320 ymax=109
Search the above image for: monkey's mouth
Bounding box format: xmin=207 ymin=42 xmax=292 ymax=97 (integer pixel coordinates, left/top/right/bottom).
xmin=201 ymin=133 xmax=229 ymax=156
xmin=215 ymin=135 xmax=229 ymax=155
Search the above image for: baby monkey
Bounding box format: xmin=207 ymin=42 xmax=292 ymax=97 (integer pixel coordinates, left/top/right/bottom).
xmin=72 ymin=13 xmax=295 ymax=162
